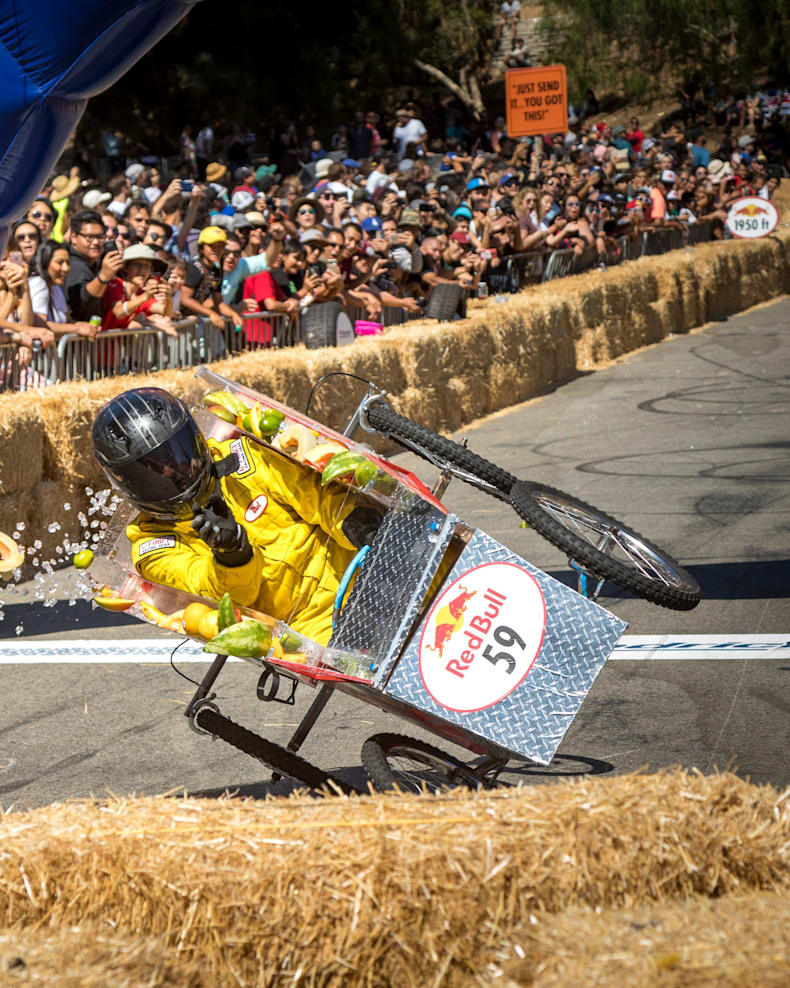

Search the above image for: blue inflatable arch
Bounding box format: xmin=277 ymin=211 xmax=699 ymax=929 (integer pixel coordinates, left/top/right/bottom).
xmin=0 ymin=0 xmax=201 ymax=249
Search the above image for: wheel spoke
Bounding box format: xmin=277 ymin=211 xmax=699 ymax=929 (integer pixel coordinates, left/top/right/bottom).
xmin=532 ymin=491 xmax=689 ymax=590
xmin=387 ymin=747 xmax=478 ymax=793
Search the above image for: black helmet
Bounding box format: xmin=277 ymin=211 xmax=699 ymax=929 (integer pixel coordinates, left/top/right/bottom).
xmin=92 ymin=388 xmax=214 ymax=519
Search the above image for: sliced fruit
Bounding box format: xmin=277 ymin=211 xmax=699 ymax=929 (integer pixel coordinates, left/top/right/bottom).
xmin=205 ymin=404 xmax=237 ymax=425
xmin=72 ymin=548 xmax=94 ymax=569
xmin=281 ymin=652 xmax=307 ymax=665
xmin=139 ymin=601 xmax=173 ymax=629
xmin=321 ymin=451 xmax=369 ymax=486
xmin=270 ymin=638 xmax=285 ymax=660
xmin=183 ymin=601 xmax=214 ymax=638
xmin=303 ymin=441 xmax=349 ymax=471
xmin=278 ymin=631 xmax=303 ymax=653
xmin=354 ymin=459 xmax=378 ymax=487
xmin=202 ymin=389 xmax=249 ymax=416
xmin=272 ymin=423 xmax=318 ymax=460
xmin=203 ymin=618 xmax=272 ymax=659
xmin=93 ymin=585 xmax=137 ymax=611
xmin=0 ymin=530 xmax=25 ymax=575
xmin=240 ymin=405 xmax=263 ymax=437
xmin=371 ymin=469 xmax=398 ymax=495
xmin=218 ymin=592 xmax=239 ymax=632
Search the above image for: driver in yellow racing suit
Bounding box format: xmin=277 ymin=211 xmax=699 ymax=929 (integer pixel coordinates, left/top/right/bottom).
xmin=91 ymin=387 xmax=381 ymax=645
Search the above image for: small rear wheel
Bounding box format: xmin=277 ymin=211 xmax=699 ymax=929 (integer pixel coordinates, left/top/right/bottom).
xmin=362 ymin=733 xmax=482 ymax=793
xmin=509 ymin=480 xmax=701 ymax=610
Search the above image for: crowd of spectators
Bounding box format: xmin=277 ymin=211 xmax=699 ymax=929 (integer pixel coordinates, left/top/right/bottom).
xmin=1 ymin=85 xmax=787 ymax=372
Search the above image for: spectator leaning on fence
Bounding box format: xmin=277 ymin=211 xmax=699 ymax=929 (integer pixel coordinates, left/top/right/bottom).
xmin=180 ymin=226 xmax=238 ymax=329
xmin=28 ymin=240 xmax=99 ymax=339
xmin=101 ymin=243 xmax=175 ymax=333
xmin=64 ymin=209 xmax=125 ymax=323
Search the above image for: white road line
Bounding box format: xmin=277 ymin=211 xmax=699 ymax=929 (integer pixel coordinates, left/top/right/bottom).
xmin=0 ymin=635 xmax=787 ymax=664
xmin=610 ymin=634 xmax=790 ymax=661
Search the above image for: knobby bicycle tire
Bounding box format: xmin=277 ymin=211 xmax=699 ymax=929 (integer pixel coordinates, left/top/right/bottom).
xmin=195 ymin=707 xmax=359 ymax=795
xmin=365 ymin=402 xmax=516 ymax=498
xmin=362 ymin=732 xmax=482 ymax=794
xmin=509 ymin=480 xmax=701 ymax=611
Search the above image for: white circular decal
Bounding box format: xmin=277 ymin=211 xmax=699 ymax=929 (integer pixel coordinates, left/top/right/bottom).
xmin=244 ymin=494 xmax=268 ymax=522
xmin=419 ymin=562 xmax=546 ymax=712
xmin=726 ymin=196 xmax=779 ymax=239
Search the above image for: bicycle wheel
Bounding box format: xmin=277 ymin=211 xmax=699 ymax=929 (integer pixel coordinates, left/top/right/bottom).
xmin=509 ymin=480 xmax=701 ymax=610
xmin=365 ymin=401 xmax=516 ymax=500
xmin=362 ymin=733 xmax=482 ymax=794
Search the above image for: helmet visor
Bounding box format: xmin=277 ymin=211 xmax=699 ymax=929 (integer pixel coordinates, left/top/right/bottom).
xmin=102 ymin=420 xmax=213 ymax=517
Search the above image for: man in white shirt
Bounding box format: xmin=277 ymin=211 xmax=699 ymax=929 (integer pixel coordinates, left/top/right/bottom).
xmin=393 ymin=107 xmax=427 ymax=160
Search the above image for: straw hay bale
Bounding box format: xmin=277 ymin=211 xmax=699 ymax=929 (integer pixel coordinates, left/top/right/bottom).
xmin=493 ymin=890 xmax=790 ymax=987
xmin=0 ymin=769 xmax=787 ymax=986
xmin=0 ymin=924 xmax=202 ymax=987
xmin=0 ymin=404 xmax=43 ymax=498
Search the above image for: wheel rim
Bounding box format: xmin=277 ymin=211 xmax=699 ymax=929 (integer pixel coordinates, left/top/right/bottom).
xmin=531 ymin=491 xmax=692 ymax=590
xmin=384 ymin=745 xmax=479 ymax=793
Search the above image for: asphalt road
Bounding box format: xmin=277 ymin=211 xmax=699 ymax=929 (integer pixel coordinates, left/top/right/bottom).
xmin=2 ymin=296 xmax=789 ymax=807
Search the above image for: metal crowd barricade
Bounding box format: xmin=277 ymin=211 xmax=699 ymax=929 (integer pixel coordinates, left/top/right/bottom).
xmin=542 ymin=249 xmax=576 ymax=281
xmin=0 ymin=340 xmax=60 ymax=391
xmin=0 ymin=342 xmax=22 ymax=392
xmin=157 ymin=317 xmax=215 ymax=369
xmin=501 ymin=251 xmax=544 ymax=288
xmin=686 ymin=220 xmax=714 ymax=245
xmin=573 ymin=245 xmax=598 ymax=274
xmin=238 ymin=312 xmax=301 ymax=350
xmin=57 ymin=328 xmax=162 ymax=381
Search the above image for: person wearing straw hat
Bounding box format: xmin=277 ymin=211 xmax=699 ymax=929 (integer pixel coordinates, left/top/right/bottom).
xmin=101 ymin=243 xmax=173 ymax=330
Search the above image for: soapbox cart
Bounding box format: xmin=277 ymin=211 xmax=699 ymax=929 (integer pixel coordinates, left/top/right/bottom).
xmin=95 ymin=367 xmax=700 ymax=793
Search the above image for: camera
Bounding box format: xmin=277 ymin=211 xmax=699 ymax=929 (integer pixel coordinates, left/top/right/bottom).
xmin=307 ymin=261 xmax=327 ymax=278
xmin=180 ymin=180 xmax=193 ymax=193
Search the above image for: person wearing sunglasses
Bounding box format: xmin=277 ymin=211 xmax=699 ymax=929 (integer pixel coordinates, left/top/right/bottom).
xmin=9 ymin=220 xmax=41 ymax=268
xmin=287 ymin=196 xmax=325 ymax=233
xmin=26 ymin=199 xmax=56 ymax=239
xmin=143 ymin=219 xmax=172 ymax=262
xmin=63 ymin=209 xmax=124 ymax=322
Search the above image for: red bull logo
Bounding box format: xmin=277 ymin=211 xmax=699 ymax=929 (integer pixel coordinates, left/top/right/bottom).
xmin=424 ymin=585 xmax=476 ymax=658
xmin=734 ymin=203 xmax=769 ymax=217
xmin=419 ymin=562 xmax=546 ymax=713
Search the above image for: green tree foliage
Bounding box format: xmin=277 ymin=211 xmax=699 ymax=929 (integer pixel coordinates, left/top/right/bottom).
xmin=541 ymin=0 xmax=790 ymax=103
xmin=79 ymin=0 xmax=497 ymax=150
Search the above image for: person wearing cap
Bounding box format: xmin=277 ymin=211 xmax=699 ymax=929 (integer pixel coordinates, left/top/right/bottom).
xmin=181 ymin=227 xmax=237 ymax=329
xmin=101 ymin=243 xmax=173 ymax=331
xmin=649 ymin=169 xmax=677 ymax=226
xmin=462 ymin=176 xmax=491 ymax=235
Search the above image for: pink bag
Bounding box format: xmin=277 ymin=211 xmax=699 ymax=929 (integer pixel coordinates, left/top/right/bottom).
xmin=354 ymin=320 xmax=384 ymax=336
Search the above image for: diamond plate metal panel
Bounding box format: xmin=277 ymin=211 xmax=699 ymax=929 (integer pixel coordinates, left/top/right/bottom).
xmin=383 ymin=529 xmax=627 ymax=765
xmin=329 ymin=490 xmax=451 ymax=674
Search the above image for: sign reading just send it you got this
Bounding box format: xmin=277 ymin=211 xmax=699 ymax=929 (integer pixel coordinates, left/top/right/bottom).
xmin=505 ymin=64 xmax=568 ymax=138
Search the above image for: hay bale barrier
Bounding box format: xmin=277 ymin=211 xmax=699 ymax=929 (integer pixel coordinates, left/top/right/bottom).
xmin=0 ymin=232 xmax=789 ymax=559
xmin=0 ymin=769 xmax=788 ymax=985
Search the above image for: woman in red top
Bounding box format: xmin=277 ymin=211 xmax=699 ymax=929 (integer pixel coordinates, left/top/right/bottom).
xmin=101 ymin=243 xmax=172 ymax=329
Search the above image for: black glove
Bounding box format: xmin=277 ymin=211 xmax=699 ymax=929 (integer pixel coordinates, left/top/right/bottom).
xmin=191 ymin=492 xmax=252 ymax=567
xmin=341 ymin=506 xmax=383 ymax=550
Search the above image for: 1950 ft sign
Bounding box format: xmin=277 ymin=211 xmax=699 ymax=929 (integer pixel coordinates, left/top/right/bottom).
xmin=419 ymin=561 xmax=546 ymax=713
